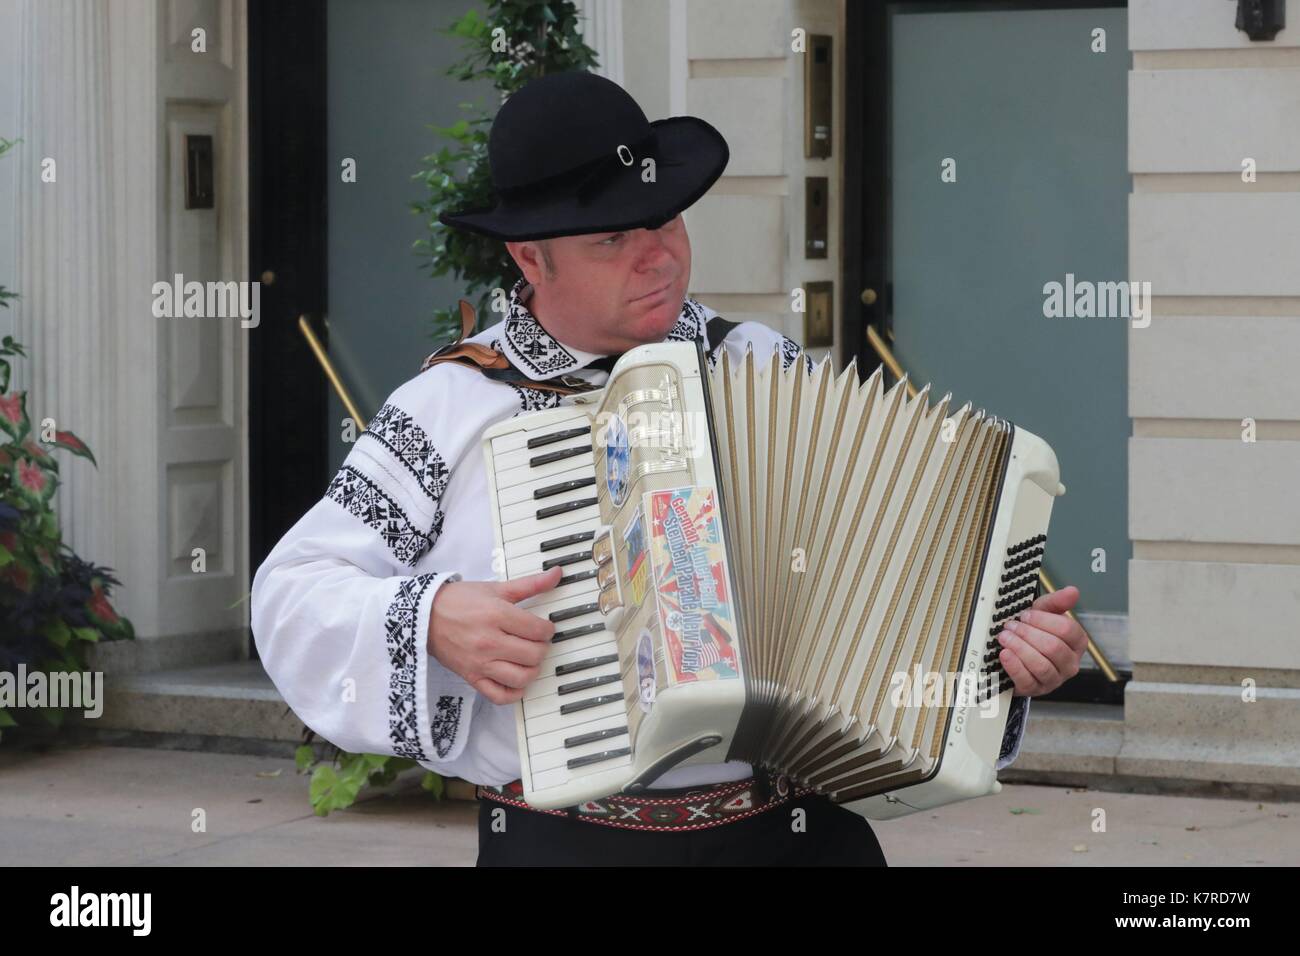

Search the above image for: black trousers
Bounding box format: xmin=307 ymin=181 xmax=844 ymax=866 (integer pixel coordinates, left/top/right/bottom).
xmin=476 ymin=792 xmax=888 ymax=866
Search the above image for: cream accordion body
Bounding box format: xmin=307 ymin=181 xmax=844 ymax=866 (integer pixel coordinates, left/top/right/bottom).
xmin=480 ymin=340 xmax=1063 ymax=819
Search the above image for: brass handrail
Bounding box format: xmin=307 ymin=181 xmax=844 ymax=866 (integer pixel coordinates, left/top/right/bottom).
xmin=866 ymin=324 xmax=1119 ymax=682
xmin=298 ymin=314 xmax=366 ymax=428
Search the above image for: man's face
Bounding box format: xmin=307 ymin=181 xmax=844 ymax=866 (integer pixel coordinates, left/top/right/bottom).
xmin=506 ymin=213 xmax=692 ymax=355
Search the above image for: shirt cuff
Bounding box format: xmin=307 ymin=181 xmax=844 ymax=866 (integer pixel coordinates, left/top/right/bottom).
xmin=994 ymin=694 xmax=1031 ymax=770
xmin=415 ymin=571 xmax=478 ymax=766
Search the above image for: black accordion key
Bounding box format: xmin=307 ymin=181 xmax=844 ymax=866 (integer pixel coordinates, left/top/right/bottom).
xmin=537 ymin=497 xmax=598 ymax=520
xmin=550 ymin=601 xmax=600 ymax=623
xmin=567 ymin=747 xmax=632 ymax=770
xmin=527 ymin=425 xmax=590 ymax=449
xmin=554 ymin=653 xmax=619 ymax=676
xmin=534 ymin=476 xmax=597 ymax=500
xmin=542 ymin=550 xmax=593 ymax=571
xmin=540 ymin=530 xmax=596 ymax=552
xmin=552 ymin=622 xmax=606 ymax=642
xmin=559 ymin=692 xmax=624 ymax=716
xmin=530 ymin=445 xmax=588 ymax=468
xmin=565 ymin=725 xmax=629 ymax=748
xmin=557 ymin=673 xmax=622 ymax=696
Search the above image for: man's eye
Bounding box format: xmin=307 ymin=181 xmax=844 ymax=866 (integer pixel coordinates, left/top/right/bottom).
xmin=600 ymin=233 xmax=625 ymax=245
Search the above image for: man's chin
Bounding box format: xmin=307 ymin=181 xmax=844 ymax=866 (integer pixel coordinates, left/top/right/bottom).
xmin=622 ymin=300 xmax=683 ymax=344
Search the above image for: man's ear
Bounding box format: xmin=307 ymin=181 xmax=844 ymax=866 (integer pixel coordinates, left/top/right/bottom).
xmin=506 ymin=240 xmax=545 ymax=286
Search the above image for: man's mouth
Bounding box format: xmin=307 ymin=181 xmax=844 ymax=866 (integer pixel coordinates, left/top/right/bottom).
xmin=630 ymin=279 xmax=674 ymax=302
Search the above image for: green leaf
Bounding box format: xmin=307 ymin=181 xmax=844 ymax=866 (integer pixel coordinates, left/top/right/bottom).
xmin=309 ymin=765 xmax=339 ymax=815
xmin=309 ymin=758 xmax=367 ymax=816
xmin=294 ymin=744 xmax=315 ymax=772
xmin=71 ymin=626 xmax=100 ymax=643
xmin=421 ymin=772 xmax=446 ymax=800
xmin=42 ymin=618 xmax=72 ymax=648
xmin=0 ymin=708 xmax=17 ymax=728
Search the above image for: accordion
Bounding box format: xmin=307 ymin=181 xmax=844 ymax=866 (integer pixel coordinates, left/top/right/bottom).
xmin=481 ymin=340 xmax=1064 ymax=819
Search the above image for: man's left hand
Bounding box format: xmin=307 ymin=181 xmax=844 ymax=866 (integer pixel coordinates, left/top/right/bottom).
xmin=997 ymin=584 xmax=1088 ymax=697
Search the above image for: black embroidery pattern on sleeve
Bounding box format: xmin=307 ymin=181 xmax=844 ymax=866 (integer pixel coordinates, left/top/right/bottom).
xmin=385 ymin=573 xmax=436 ymax=761
xmin=363 ymin=403 xmax=451 ymax=504
xmin=508 ymin=381 xmax=565 ymax=413
xmin=431 ymin=694 xmax=464 ymax=759
xmin=325 ymin=465 xmax=437 ymax=567
xmin=778 ymin=336 xmax=815 ymax=376
xmin=998 ymin=694 xmax=1028 ymax=762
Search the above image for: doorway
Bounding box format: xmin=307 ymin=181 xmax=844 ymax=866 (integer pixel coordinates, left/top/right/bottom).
xmin=846 ymin=1 xmax=1131 ymax=694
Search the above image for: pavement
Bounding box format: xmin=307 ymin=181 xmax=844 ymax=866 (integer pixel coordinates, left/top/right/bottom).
xmin=1 ymin=743 xmax=1296 ymax=866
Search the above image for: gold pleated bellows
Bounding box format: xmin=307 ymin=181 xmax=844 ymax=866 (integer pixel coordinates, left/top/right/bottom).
xmin=706 ymin=346 xmax=1013 ymax=803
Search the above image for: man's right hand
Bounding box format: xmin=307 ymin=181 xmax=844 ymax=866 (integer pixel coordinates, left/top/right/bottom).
xmin=427 ymin=566 xmax=564 ymax=705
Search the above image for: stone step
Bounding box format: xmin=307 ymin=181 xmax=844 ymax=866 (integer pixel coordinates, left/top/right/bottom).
xmin=81 ymin=663 xmax=1296 ymax=802
xmin=78 ymin=660 xmax=478 ymax=799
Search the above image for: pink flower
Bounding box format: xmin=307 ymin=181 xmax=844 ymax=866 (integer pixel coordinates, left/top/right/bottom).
xmin=16 ymin=458 xmax=47 ymax=494
xmin=89 ymin=584 xmax=119 ymax=624
xmin=0 ymin=391 xmax=22 ymax=425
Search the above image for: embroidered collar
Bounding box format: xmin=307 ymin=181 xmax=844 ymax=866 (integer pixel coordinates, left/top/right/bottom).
xmin=498 ymin=278 xmax=712 ymax=382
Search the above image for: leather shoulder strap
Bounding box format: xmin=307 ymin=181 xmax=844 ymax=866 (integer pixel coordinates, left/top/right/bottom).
xmin=418 ymin=298 xmax=601 ymax=396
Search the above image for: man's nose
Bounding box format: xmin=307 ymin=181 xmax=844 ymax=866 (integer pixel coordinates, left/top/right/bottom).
xmin=634 ymin=228 xmax=676 ymax=267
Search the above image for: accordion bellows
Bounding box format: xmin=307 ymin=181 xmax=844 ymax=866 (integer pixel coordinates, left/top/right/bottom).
xmin=481 ymin=341 xmax=1064 ymax=819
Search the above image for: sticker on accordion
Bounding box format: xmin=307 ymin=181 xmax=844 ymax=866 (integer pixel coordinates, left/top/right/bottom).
xmin=623 ymin=509 xmax=649 ymax=607
xmin=605 ymin=413 xmax=630 ymax=507
xmin=646 ymin=486 xmax=739 ymax=683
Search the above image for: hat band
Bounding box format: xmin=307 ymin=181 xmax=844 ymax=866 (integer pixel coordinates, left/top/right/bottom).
xmin=495 ymin=129 xmax=660 ymax=208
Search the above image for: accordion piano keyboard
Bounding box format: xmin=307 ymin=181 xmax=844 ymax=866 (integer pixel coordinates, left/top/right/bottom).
xmin=487 ymin=410 xmax=635 ymax=794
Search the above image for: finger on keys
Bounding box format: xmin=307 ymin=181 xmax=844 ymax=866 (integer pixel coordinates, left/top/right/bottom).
xmin=998 ymin=628 xmax=1055 ymax=688
xmin=1004 ymin=618 xmax=1074 ymax=675
xmin=997 ymin=645 xmax=1041 ymax=697
xmin=498 ymin=602 xmax=556 ymax=644
xmin=1028 ymin=583 xmax=1079 ymax=615
xmin=472 ymin=675 xmax=526 ymax=706
xmin=494 ymin=565 xmax=563 ymax=603
xmin=482 ymin=657 xmax=540 ymax=691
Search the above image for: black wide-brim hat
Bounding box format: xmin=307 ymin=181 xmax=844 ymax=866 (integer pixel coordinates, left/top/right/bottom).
xmin=439 ymin=71 xmax=729 ymax=242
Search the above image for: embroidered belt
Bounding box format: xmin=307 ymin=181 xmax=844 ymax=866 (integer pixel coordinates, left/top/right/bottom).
xmin=476 ymin=769 xmax=816 ymax=832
